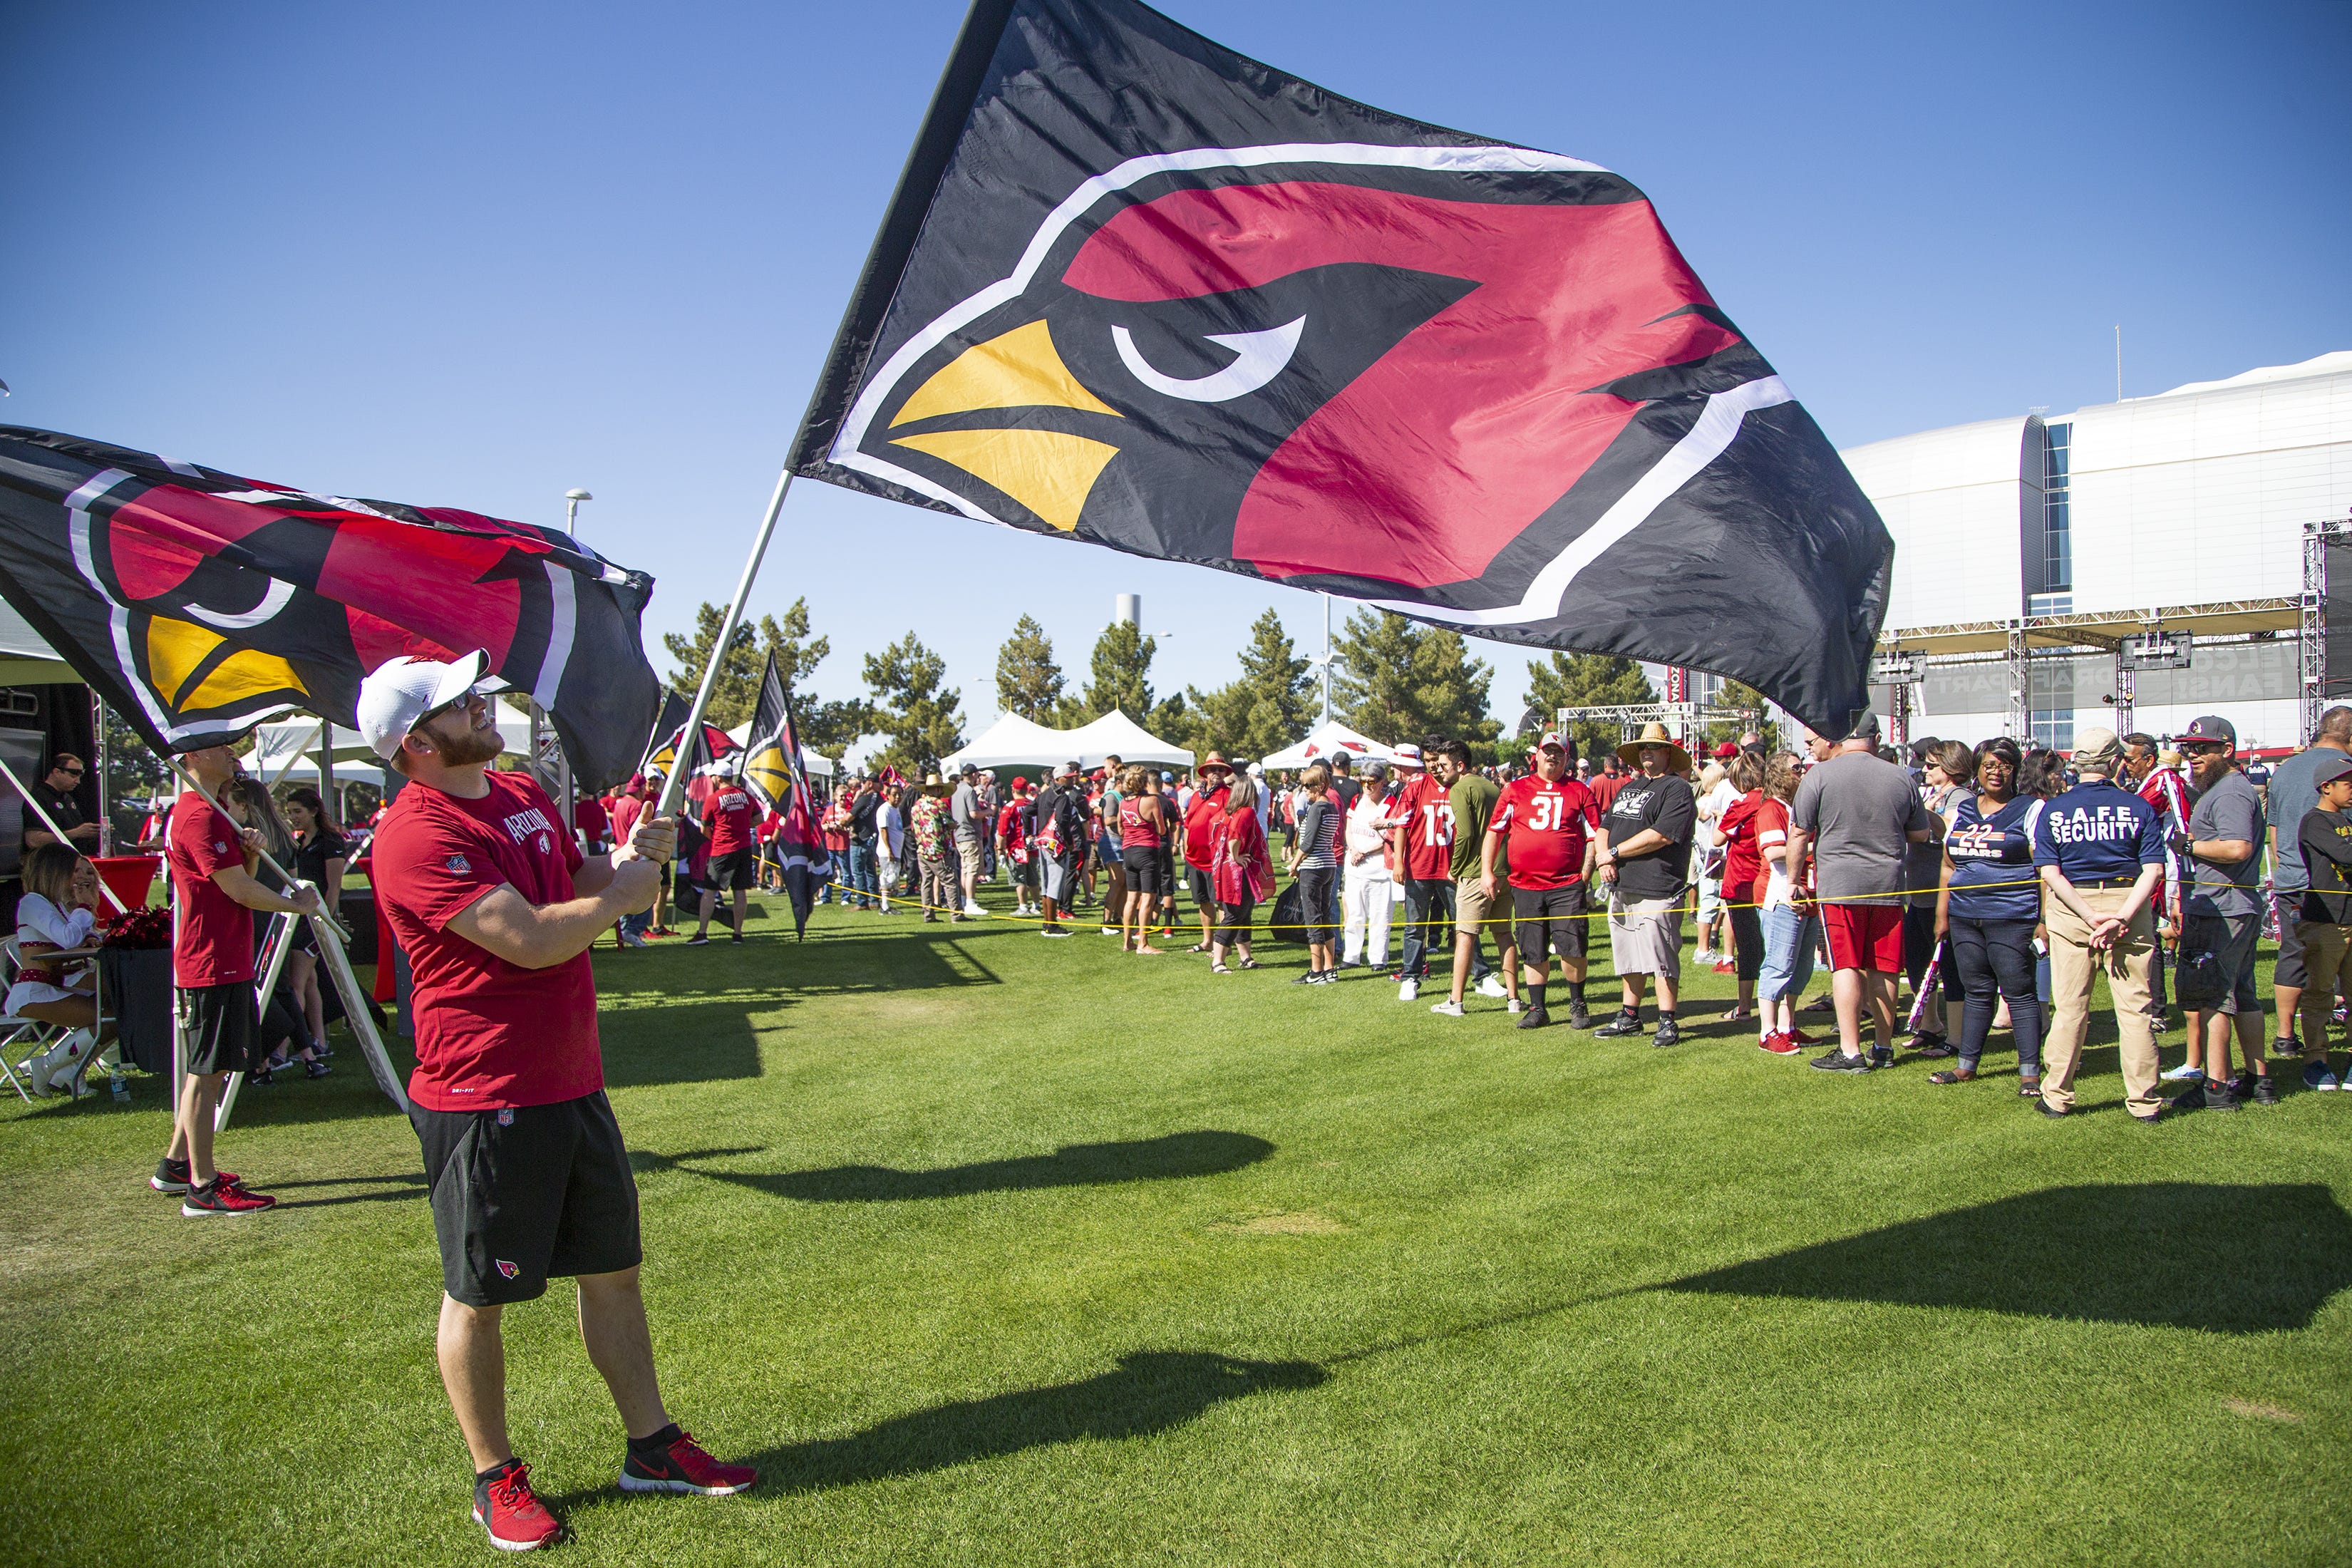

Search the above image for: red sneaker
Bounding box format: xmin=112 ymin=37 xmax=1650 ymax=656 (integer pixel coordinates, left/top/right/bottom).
xmin=619 ymin=1428 xmax=758 ymax=1495
xmin=1712 ymin=960 xmax=1735 ymax=974
xmin=150 ymin=1159 xmax=240 ymax=1194
xmin=1758 ymin=1032 xmax=1802 ymax=1056
xmin=474 ymin=1460 xmax=562 ymax=1552
xmin=180 ymin=1178 xmax=276 ymax=1217
xmin=1790 ymin=1028 xmax=1820 ymax=1046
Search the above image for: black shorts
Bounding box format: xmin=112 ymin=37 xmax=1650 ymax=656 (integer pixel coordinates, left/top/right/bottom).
xmin=177 ymin=981 xmax=259 ymax=1076
xmin=1123 ymin=846 xmax=1165 ymax=895
xmin=708 ymin=847 xmax=757 ymax=892
xmin=1512 ymin=883 xmax=1590 ymax=962
xmin=2273 ymin=892 xmax=2307 ymax=989
xmin=1189 ymin=866 xmax=1214 ymax=909
xmin=411 ymin=1090 xmax=642 ymax=1307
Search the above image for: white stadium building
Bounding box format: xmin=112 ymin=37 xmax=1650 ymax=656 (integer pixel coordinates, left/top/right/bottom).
xmin=1842 ymin=349 xmax=2352 ymax=753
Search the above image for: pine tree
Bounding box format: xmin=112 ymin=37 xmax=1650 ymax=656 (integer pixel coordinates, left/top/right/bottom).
xmin=995 ymin=615 xmax=1067 ymax=722
xmin=1331 ymin=609 xmax=1500 ymax=750
xmin=862 ymin=632 xmax=965 ymax=776
xmin=1073 ymin=619 xmax=1155 ymax=721
xmin=1523 ymin=651 xmax=1656 ymax=765
xmin=1185 ymin=608 xmax=1314 ymax=760
xmin=659 ymin=596 xmax=871 ymax=753
xmin=1705 ymin=678 xmax=1777 ymax=751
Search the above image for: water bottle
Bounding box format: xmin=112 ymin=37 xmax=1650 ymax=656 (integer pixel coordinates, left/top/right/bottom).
xmin=110 ymin=1073 xmax=130 ymax=1103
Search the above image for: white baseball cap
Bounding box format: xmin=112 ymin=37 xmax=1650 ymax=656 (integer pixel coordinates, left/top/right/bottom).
xmin=355 ymin=651 xmax=502 ymax=760
xmin=1391 ymin=743 xmax=1424 ymax=768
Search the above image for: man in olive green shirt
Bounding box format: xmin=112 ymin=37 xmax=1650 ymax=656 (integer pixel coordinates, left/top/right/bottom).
xmin=1433 ymin=739 xmax=1518 ymax=1016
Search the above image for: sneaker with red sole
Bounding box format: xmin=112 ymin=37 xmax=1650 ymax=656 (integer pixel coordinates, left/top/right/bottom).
xmin=180 ymin=1178 xmax=276 ymax=1217
xmin=619 ymin=1428 xmax=758 ymax=1495
xmin=151 ymin=1157 xmax=241 ymax=1194
xmin=1757 ymin=1032 xmax=1802 ymax=1056
xmin=1712 ymin=960 xmax=1735 ymax=975
xmin=1790 ymin=1028 xmax=1820 ymax=1046
xmin=474 ymin=1460 xmax=562 ymax=1552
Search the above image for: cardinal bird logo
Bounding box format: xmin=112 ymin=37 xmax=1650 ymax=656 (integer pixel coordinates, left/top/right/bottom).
xmin=829 ymin=148 xmax=1776 ymax=618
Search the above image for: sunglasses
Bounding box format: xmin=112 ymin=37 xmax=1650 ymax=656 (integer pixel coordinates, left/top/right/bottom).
xmin=57 ymin=765 xmax=83 ymax=776
xmin=2180 ymin=741 xmax=2229 ymax=755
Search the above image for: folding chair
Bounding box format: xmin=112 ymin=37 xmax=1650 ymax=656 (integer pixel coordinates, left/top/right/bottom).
xmin=0 ymin=937 xmax=69 ymax=1101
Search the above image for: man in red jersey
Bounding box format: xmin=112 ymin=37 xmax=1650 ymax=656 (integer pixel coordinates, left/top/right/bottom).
xmin=1180 ymin=753 xmax=1234 ymax=951
xmin=1387 ymin=741 xmax=1455 ymax=1001
xmin=1485 ymin=733 xmax=1601 ymax=1031
xmin=147 ymin=743 xmax=321 ymax=1215
xmin=360 ymin=654 xmax=753 ymax=1553
xmin=690 ymin=760 xmax=756 ymax=947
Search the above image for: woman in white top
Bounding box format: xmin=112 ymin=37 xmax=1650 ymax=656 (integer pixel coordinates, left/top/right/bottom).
xmin=1339 ymin=760 xmax=1396 ymax=969
xmin=9 ymin=843 xmax=111 ymax=1095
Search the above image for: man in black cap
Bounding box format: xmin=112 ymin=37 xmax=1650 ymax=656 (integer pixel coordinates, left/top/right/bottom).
xmin=2289 ymin=751 xmax=2352 ymax=1092
xmin=2172 ymin=714 xmax=2271 ymax=1109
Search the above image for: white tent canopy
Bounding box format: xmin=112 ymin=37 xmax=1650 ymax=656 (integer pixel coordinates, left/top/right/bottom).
xmin=721 ymin=718 xmax=835 ymax=778
xmin=1063 ymin=710 xmax=1192 ymax=768
xmin=941 ymin=713 xmax=1080 ymax=772
xmin=1259 ymin=720 xmax=1395 ymax=772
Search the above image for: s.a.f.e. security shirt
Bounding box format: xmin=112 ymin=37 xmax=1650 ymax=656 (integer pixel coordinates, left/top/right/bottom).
xmin=2031 ymin=778 xmax=2164 ymax=884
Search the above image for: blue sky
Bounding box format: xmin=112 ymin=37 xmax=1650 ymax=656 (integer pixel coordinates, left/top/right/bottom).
xmin=5 ymin=0 xmax=2347 ymax=746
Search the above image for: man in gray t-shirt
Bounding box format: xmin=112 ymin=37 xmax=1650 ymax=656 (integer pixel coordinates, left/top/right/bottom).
xmin=1788 ymin=715 xmax=1932 ymax=1070
xmin=2258 ymin=706 xmax=2352 ymax=1046
xmin=950 ymin=768 xmax=985 ymax=914
xmin=2175 ymin=714 xmax=2270 ymax=1104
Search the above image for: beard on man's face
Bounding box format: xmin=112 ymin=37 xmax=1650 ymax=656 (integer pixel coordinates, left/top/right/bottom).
xmin=421 ymin=709 xmax=503 ymax=768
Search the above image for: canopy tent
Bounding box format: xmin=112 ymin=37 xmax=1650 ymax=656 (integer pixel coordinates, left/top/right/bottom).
xmin=249 ymin=698 xmax=537 ymax=782
xmin=940 ymin=713 xmax=1079 ymax=772
xmin=1063 ymin=710 xmax=1192 ymax=768
xmin=1259 ymin=720 xmax=1395 ymax=771
xmin=0 ymin=597 xmax=78 ymax=685
xmin=722 ymin=718 xmax=835 ymax=778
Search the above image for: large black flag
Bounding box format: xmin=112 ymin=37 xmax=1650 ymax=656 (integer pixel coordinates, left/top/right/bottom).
xmin=738 ymin=653 xmax=827 ymax=937
xmin=790 ymin=0 xmax=1891 ymax=731
xmin=0 ymin=428 xmax=661 ymax=787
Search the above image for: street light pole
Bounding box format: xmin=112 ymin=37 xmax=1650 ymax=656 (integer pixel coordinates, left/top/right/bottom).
xmin=564 ymin=487 xmax=592 ymax=535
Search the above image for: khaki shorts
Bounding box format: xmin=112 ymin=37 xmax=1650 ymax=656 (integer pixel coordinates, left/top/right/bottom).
xmin=1455 ymin=873 xmax=1512 ymax=944
xmin=1607 ymin=894 xmax=1684 ymax=977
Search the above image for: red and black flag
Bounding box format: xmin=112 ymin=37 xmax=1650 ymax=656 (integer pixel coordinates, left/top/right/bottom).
xmin=0 ymin=427 xmax=662 ymax=786
xmin=791 ymin=0 xmax=1892 ymax=731
xmin=739 ymin=652 xmax=827 ymax=937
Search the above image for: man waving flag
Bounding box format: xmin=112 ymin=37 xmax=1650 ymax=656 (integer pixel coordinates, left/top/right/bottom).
xmin=790 ymin=0 xmax=1892 ymax=731
xmin=0 ymin=427 xmax=661 ymax=785
xmin=738 ymin=653 xmax=827 ymax=937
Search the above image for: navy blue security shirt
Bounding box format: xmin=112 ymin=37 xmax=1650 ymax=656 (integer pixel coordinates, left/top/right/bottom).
xmin=2032 ymin=778 xmax=2164 ymax=884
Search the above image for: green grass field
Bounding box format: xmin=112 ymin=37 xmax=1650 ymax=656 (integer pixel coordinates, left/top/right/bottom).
xmin=4 ymin=882 xmax=2348 ymax=1567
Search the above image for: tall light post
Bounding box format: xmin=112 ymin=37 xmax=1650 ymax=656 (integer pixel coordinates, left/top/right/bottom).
xmin=564 ymin=487 xmax=592 ymax=535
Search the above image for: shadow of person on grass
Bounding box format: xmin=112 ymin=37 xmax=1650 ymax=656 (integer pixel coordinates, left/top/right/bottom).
xmin=635 ymin=1130 xmax=1275 ymax=1202
xmin=1664 ymin=1182 xmax=2352 ymax=1334
xmin=726 ymin=1351 xmax=1324 ymax=1497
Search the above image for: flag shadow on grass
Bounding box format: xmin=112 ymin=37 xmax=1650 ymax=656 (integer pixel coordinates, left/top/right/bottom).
xmin=1663 ymin=1182 xmax=2352 ymax=1334
xmin=766 ymin=927 xmax=1007 ymax=995
xmin=722 ymin=1351 xmax=1325 ymax=1497
xmin=634 ymin=1130 xmax=1275 ymax=1202
xmin=598 ymin=999 xmax=765 ymax=1088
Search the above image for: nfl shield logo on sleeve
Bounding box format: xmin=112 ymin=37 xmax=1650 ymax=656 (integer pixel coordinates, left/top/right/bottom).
xmin=445 ymin=855 xmax=471 ymax=874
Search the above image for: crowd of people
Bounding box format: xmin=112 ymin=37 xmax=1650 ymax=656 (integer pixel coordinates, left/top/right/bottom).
xmin=564 ymin=703 xmax=2352 ymax=1124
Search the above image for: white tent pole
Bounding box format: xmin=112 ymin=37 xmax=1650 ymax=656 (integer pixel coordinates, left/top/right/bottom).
xmin=0 ymin=751 xmax=128 ymax=912
xmin=214 ymin=908 xmax=299 ymax=1132
xmin=653 ymin=468 xmax=794 ymax=819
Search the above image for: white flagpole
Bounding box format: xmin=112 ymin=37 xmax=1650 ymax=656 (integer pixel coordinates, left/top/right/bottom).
xmin=651 ymin=467 xmax=794 ymax=819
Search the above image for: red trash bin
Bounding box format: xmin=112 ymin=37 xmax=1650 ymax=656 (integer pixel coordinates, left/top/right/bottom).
xmin=90 ymin=855 xmax=162 ymax=925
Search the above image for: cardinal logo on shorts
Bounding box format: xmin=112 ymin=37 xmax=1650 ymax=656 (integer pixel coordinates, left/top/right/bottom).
xmin=445 ymin=854 xmax=471 ymax=874
xmin=495 ymin=1259 xmax=520 ymax=1279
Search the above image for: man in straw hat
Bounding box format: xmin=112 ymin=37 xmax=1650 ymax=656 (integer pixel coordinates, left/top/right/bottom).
xmin=1181 ymin=753 xmax=1237 ymax=952
xmin=1785 ymin=711 xmax=1933 ymax=1073
xmin=2031 ymin=724 xmax=2167 ymax=1120
xmin=1594 ymin=723 xmax=1698 ymax=1046
xmin=911 ymin=773 xmax=959 ymax=922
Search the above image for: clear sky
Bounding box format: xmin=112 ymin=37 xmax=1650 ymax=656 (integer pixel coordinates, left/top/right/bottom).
xmin=5 ymin=0 xmax=2347 ymax=748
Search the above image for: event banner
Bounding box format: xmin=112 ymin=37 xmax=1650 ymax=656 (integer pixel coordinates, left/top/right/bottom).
xmin=789 ymin=0 xmax=1892 ymax=731
xmin=0 ymin=426 xmax=661 ymax=787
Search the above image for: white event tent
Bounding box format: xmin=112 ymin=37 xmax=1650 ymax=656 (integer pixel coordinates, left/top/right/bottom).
xmin=1064 ymin=710 xmax=1192 ymax=768
xmin=248 ymin=698 xmax=540 ymax=783
xmin=1259 ymin=720 xmax=1394 ymax=771
xmin=940 ymin=710 xmax=1195 ymax=772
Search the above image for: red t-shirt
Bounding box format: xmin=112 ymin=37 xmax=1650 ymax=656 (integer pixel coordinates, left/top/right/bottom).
xmin=1490 ymin=775 xmax=1600 ymax=890
xmin=1391 ymin=774 xmax=1455 ymax=882
xmin=704 ymin=782 xmax=755 ymax=855
xmin=1753 ymin=797 xmax=1796 ymax=907
xmin=609 ymin=793 xmax=644 ymax=850
xmin=573 ymin=795 xmax=611 ymax=842
xmin=1591 ymin=773 xmax=1628 ymax=813
xmin=373 ymin=772 xmax=599 ymax=1112
xmin=1718 ymin=788 xmax=1766 ymax=902
xmin=167 ymin=793 xmax=255 ymax=988
xmin=1182 ymin=785 xmax=1229 ymax=870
